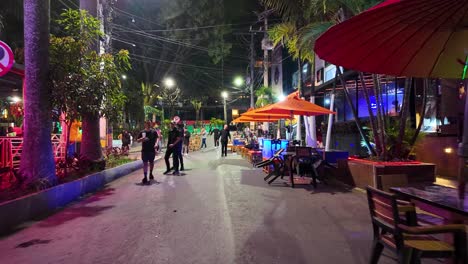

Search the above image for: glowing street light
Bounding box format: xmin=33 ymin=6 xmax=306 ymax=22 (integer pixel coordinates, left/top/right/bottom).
xmin=277 ymin=94 xmax=286 ymax=102
xmin=121 ymin=74 xmax=127 ymax=80
xmin=164 ymin=77 xmax=175 ymax=88
xmin=233 ymin=76 xmax=244 ymax=87
xmin=221 ymin=91 xmax=228 ymax=123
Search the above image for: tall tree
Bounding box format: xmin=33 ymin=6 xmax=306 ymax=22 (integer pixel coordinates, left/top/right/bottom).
xmin=20 ymin=0 xmax=57 ymax=185
xmin=79 ymin=0 xmax=102 ymax=162
xmin=191 ymin=99 xmax=202 ymax=121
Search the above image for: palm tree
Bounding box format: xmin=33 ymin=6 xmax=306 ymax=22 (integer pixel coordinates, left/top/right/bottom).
xmin=191 ymin=99 xmax=202 ymax=121
xmin=20 ymin=0 xmax=57 ymax=185
xmin=263 ymin=0 xmax=380 ymax=148
xmin=255 ymin=86 xmax=274 ymax=107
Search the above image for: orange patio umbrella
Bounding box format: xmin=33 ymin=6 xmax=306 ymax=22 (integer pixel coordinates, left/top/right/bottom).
xmin=232 ymin=115 xmax=284 ymax=123
xmin=241 ymin=106 xmax=291 ymax=119
xmin=256 ymin=91 xmax=335 ymax=116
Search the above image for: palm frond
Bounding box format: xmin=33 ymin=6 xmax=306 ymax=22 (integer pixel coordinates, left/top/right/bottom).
xmin=268 ymin=22 xmax=297 ymax=46
xmin=260 ymin=0 xmax=303 ymax=22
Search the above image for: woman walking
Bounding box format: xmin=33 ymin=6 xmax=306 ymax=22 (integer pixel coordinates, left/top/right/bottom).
xmin=200 ymin=128 xmax=207 ymax=148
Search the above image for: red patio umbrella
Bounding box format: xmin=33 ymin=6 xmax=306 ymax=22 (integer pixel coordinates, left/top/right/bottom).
xmin=314 ymin=0 xmax=468 ymax=199
xmin=314 ymin=0 xmax=468 ymax=79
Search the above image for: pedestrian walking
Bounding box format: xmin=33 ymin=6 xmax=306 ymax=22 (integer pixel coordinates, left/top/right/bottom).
xmin=155 ymin=126 xmax=162 ymax=154
xmin=210 ymin=126 xmax=220 ymax=148
xmin=200 ymin=127 xmax=207 ymax=148
xmin=177 ymin=123 xmax=185 ymax=171
xmin=121 ymin=130 xmax=131 ymax=154
xmin=137 ymin=121 xmax=158 ymax=184
xmin=220 ymin=124 xmax=231 ymax=157
xmin=183 ymin=127 xmax=191 ymax=155
xmin=164 ymin=121 xmax=182 ymax=175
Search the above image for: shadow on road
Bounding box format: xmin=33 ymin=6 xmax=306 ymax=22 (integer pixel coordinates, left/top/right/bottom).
xmin=15 ymin=239 xmax=52 ymax=248
xmin=38 ymin=205 xmax=114 ymax=228
xmin=79 ymin=187 xmax=116 ymax=205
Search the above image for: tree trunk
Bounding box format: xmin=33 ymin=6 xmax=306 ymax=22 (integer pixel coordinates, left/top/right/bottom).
xmin=410 ymin=78 xmax=428 ymax=148
xmin=338 ymin=68 xmax=376 ymax=156
xmin=360 ymin=73 xmax=381 ymax=157
xmin=20 ymin=0 xmax=57 ymax=185
xmin=396 ymin=78 xmax=412 ymax=159
xmin=79 ymin=0 xmax=102 ymax=162
xmin=372 ymin=74 xmax=387 ymax=160
xmin=80 ymin=112 xmax=103 ymax=161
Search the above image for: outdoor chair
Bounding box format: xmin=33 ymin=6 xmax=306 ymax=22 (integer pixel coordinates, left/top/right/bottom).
xmin=254 ymin=148 xmax=284 ymax=184
xmin=294 ymin=147 xmax=322 ymax=187
xmin=366 ymin=186 xmax=466 ymax=264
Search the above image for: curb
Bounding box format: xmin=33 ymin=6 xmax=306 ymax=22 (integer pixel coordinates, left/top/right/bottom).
xmin=0 ymin=160 xmax=143 ymax=236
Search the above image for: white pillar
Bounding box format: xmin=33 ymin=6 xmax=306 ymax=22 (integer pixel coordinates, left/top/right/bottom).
xmin=325 ymin=94 xmax=335 ymax=151
xmin=295 ymin=115 xmax=301 ymax=142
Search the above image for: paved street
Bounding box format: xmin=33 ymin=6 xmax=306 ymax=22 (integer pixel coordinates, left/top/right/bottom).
xmin=0 ymin=146 xmax=397 ymax=264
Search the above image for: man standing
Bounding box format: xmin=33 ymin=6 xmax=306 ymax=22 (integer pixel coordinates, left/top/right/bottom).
xmin=220 ymin=124 xmax=231 ymax=157
xmin=210 ymin=126 xmax=220 ymax=148
xmin=183 ymin=127 xmax=191 ymax=156
xmin=177 ymin=123 xmax=185 ymax=171
xmin=137 ymin=121 xmax=158 ymax=184
xmin=164 ymin=121 xmax=182 ymax=175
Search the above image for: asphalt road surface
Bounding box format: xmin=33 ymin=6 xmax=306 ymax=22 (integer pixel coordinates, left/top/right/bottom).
xmin=0 ymin=147 xmax=398 ymax=264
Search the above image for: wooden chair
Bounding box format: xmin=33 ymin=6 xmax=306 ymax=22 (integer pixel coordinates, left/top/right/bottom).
xmin=255 ymin=148 xmax=284 ymax=184
xmin=366 ymin=186 xmax=466 ymax=264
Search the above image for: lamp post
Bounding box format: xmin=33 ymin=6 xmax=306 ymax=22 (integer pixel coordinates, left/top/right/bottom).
xmin=221 ymin=91 xmax=228 ymax=123
xmin=159 ymin=77 xmax=176 ymax=121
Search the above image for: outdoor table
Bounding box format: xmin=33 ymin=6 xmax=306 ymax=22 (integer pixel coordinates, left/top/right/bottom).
xmin=390 ymin=186 xmax=468 ymax=224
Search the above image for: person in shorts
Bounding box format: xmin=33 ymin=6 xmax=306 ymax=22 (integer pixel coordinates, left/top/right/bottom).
xmin=137 ymin=121 xmax=158 ymax=184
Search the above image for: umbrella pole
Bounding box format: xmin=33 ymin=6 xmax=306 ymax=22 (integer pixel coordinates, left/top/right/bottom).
xmin=325 ymin=94 xmax=335 ymax=151
xmin=458 ymin=87 xmax=468 ymax=199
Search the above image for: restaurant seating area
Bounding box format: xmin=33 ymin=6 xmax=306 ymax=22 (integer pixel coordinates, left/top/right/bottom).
xmin=233 ymin=137 xmax=333 ymax=188
xmin=230 ymin=131 xmax=467 ymax=263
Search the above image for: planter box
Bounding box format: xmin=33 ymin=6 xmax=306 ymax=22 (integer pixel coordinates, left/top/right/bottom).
xmin=0 ymin=160 xmax=143 ymax=235
xmin=316 ymin=149 xmax=349 ymax=164
xmin=340 ymin=159 xmax=436 ymax=189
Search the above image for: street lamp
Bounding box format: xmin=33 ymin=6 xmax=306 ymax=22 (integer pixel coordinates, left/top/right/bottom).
xmin=121 ymin=74 xmax=127 ymax=80
xmin=233 ymin=76 xmax=244 ymax=87
xmin=164 ymin=77 xmax=175 ymax=88
xmin=221 ymin=91 xmax=228 ymax=123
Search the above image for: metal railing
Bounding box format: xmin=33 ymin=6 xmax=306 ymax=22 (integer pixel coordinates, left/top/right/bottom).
xmin=0 ymin=134 xmax=66 ymax=171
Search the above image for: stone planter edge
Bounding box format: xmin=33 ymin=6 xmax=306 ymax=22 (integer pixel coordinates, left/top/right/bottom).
xmin=0 ymin=160 xmax=142 ymax=235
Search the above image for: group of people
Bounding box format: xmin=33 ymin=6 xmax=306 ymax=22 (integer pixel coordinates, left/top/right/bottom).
xmin=136 ymin=121 xmax=231 ymax=184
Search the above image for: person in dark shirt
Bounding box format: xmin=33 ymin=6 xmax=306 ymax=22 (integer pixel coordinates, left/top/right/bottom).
xmin=137 ymin=121 xmax=158 ymax=184
xmin=183 ymin=127 xmax=191 ymax=155
xmin=210 ymin=127 xmax=220 ymax=148
xmin=164 ymin=121 xmax=182 ymax=175
xmin=177 ymin=124 xmax=185 ymax=171
xmin=220 ymin=124 xmax=231 ymax=157
xmin=122 ymin=130 xmax=131 ymax=152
